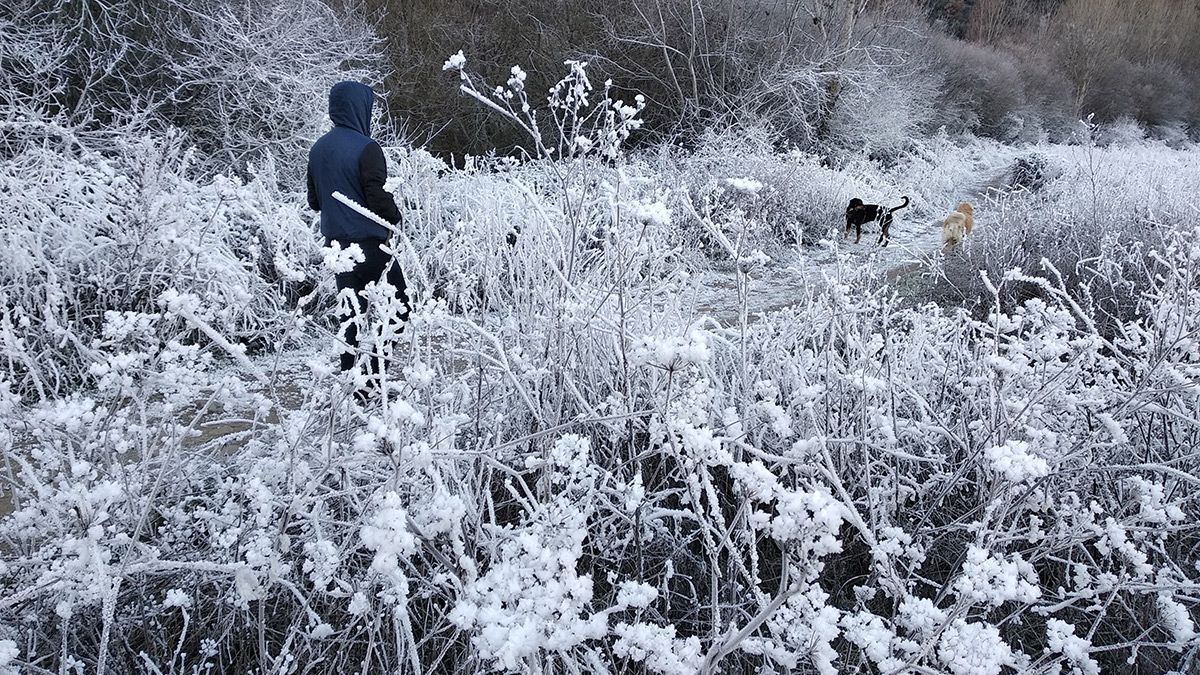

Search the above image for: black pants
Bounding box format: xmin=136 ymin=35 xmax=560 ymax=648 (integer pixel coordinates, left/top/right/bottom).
xmin=331 ymin=239 xmax=409 ymax=375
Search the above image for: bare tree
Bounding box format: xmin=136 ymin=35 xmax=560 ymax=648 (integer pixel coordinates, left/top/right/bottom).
xmin=965 ymin=0 xmax=1032 ymax=45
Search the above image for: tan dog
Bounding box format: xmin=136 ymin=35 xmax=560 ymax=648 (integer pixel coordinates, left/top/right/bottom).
xmin=941 ymin=202 xmax=974 ymax=253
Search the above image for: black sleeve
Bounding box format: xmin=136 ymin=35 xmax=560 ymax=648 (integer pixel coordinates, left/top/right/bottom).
xmin=306 ymin=166 xmax=320 ymax=212
xmin=359 ymin=141 xmax=402 ymax=225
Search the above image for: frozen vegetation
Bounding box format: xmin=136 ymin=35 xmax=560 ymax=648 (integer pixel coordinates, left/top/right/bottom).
xmin=3 ymin=1 xmax=1200 ymax=674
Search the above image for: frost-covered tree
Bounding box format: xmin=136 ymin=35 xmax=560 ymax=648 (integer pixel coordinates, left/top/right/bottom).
xmin=1 ymin=0 xmax=381 ymax=179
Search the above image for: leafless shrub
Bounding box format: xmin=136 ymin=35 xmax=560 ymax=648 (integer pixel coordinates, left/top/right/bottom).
xmin=914 ymin=142 xmax=1195 ymax=338
xmin=929 ymin=38 xmax=1027 ymax=141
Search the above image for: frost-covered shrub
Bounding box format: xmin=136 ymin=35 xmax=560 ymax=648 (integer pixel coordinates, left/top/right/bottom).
xmin=931 ymin=38 xmax=1028 ymax=141
xmin=5 ymin=150 xmax=1200 ymax=672
xmin=1 ymin=0 xmax=380 ymax=180
xmin=827 ymin=64 xmax=941 ymax=160
xmin=707 ymin=233 xmax=1200 ymax=672
xmin=1009 ymin=48 xmax=1079 ymax=143
xmin=1094 ymin=117 xmax=1146 ymax=147
xmin=925 ymin=37 xmax=1076 ymax=146
xmin=1010 ymin=152 xmax=1049 ymax=192
xmin=0 ymin=181 xmax=1196 ymax=675
xmin=1125 ymin=62 xmax=1193 ymax=132
xmin=1148 ymin=122 xmax=1193 ymax=149
xmin=0 ymin=125 xmax=321 ymax=397
xmin=923 ymin=141 xmax=1198 ymax=333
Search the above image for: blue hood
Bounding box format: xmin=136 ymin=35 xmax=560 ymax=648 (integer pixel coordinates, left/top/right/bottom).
xmin=329 ymin=81 xmax=373 ymax=135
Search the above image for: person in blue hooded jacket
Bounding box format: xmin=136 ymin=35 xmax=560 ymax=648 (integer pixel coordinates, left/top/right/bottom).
xmin=306 ymin=81 xmax=408 ymax=383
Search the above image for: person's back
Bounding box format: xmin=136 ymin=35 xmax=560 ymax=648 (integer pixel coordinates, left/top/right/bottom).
xmin=307 ymin=81 xmax=400 ymax=243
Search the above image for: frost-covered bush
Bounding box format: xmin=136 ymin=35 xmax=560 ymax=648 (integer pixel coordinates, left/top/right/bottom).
xmin=1149 ymin=122 xmax=1193 ymax=149
xmin=925 ymin=36 xmax=1083 ymax=146
xmin=931 ymin=38 xmax=1028 ymax=141
xmin=0 ymin=0 xmax=380 ymax=180
xmin=1010 ymin=152 xmax=1050 ymax=192
xmin=1093 ymin=117 xmax=1147 ymax=147
xmin=0 ymin=124 xmax=321 ymax=397
xmin=8 ymin=201 xmax=1200 ymax=672
xmin=924 ymin=141 xmax=1199 ymax=334
xmin=824 ymin=59 xmax=941 ymax=160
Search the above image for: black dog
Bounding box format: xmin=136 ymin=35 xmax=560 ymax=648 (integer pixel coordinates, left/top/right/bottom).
xmin=845 ymin=196 xmax=910 ymax=246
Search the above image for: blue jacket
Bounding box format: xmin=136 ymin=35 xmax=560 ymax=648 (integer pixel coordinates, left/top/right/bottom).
xmin=306 ymin=82 xmax=401 ymax=242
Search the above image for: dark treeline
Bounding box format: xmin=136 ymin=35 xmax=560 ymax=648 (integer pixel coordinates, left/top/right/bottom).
xmin=358 ymin=0 xmax=1200 ymax=157
xmin=4 ymin=0 xmax=1196 ymax=177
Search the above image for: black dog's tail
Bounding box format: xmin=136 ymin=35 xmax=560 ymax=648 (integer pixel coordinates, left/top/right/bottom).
xmin=888 ymin=196 xmax=911 ymax=214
